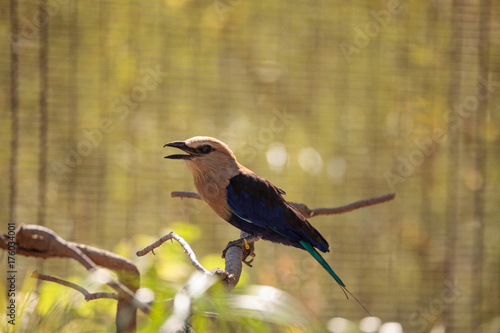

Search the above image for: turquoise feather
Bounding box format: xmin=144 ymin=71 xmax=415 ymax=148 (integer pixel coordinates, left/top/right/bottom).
xmin=299 ymin=240 xmax=371 ymax=315
xmin=299 ymin=240 xmax=346 ymax=287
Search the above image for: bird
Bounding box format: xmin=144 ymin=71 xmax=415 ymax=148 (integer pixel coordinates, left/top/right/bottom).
xmin=164 ymin=136 xmax=369 ymax=313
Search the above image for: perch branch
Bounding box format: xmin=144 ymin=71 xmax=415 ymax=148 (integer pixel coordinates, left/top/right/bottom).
xmin=221 ymin=230 xmax=250 ymax=287
xmin=32 ymin=271 xmax=118 ymax=301
xmin=137 ymin=230 xmax=250 ymax=289
xmin=138 ymin=230 xmax=250 ymax=333
xmin=170 ymin=191 xmax=395 ymax=218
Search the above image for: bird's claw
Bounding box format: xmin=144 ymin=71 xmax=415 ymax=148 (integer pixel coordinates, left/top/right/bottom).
xmin=242 ymin=257 xmax=254 ymax=267
xmin=221 ymin=236 xmax=259 ymax=265
xmin=241 ymin=241 xmax=256 ymax=267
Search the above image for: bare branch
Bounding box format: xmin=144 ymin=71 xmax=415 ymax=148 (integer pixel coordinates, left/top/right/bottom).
xmin=222 ymin=231 xmax=249 ymax=288
xmin=290 ymin=192 xmax=396 ymax=218
xmin=2 ymin=225 xmax=148 ymax=312
xmin=137 ymin=230 xmax=251 ymax=290
xmin=32 ymin=271 xmax=119 ymax=301
xmin=136 ymin=232 xmax=210 ymax=275
xmin=170 ymin=191 xmax=395 ymax=219
xmin=0 ymin=224 xmax=149 ymax=332
xmin=2 ymin=225 xmax=139 ymax=274
xmin=171 ymin=191 xmax=201 ymax=200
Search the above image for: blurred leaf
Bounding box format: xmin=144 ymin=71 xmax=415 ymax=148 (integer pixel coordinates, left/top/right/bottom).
xmin=169 ymin=222 xmax=202 ymax=243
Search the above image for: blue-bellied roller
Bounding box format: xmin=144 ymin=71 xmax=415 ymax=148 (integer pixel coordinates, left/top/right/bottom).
xmin=164 ymin=136 xmax=369 ymax=313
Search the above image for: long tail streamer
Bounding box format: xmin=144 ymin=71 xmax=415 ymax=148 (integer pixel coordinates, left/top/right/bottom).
xmin=299 ymin=240 xmax=371 ymax=316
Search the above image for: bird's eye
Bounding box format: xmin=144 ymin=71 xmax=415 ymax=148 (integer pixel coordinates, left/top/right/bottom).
xmin=200 ymin=145 xmax=213 ymax=154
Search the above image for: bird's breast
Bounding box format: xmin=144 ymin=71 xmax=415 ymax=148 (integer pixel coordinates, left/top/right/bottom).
xmin=193 ymin=175 xmax=233 ymax=221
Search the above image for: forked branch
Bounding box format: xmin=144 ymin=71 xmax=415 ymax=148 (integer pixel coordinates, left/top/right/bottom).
xmin=32 ymin=271 xmax=119 ymax=301
xmin=137 ymin=232 xmax=210 ymax=275
xmin=0 ymin=224 xmax=149 ymax=333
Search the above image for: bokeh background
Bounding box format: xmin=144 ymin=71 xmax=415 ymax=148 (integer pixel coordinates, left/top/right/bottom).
xmin=1 ymin=0 xmax=500 ymax=332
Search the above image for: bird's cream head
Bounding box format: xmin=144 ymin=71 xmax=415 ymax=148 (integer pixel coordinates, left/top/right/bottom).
xmin=164 ymin=136 xmax=240 ymax=178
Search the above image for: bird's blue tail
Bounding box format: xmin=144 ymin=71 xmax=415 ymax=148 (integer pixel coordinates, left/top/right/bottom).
xmin=299 ymin=240 xmax=346 ymax=287
xmin=300 ymin=240 xmax=371 ymax=315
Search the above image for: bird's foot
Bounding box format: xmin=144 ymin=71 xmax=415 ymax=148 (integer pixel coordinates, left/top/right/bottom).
xmin=222 ymin=235 xmax=261 ymax=267
xmin=241 ymin=239 xmax=256 ymax=267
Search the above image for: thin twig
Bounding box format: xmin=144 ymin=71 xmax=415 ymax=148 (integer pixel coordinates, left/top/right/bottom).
xmin=136 ymin=232 xmax=210 ymax=275
xmin=171 ymin=191 xmax=201 ymax=200
xmin=137 ymin=230 xmax=249 ymax=289
xmin=291 ymin=192 xmax=396 ymax=218
xmin=32 ymin=271 xmax=118 ymax=301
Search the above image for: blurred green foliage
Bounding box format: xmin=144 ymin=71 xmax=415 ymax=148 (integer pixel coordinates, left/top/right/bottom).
xmin=0 ymin=223 xmax=330 ymax=332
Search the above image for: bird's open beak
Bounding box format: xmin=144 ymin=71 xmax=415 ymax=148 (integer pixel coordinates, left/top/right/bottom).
xmin=163 ymin=141 xmax=199 ymax=160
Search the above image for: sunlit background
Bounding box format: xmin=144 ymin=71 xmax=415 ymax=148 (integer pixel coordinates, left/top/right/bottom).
xmin=1 ymin=0 xmax=499 ymax=332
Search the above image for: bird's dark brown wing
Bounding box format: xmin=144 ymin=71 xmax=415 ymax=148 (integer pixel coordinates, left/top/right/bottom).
xmin=226 ymin=172 xmax=330 ymax=252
